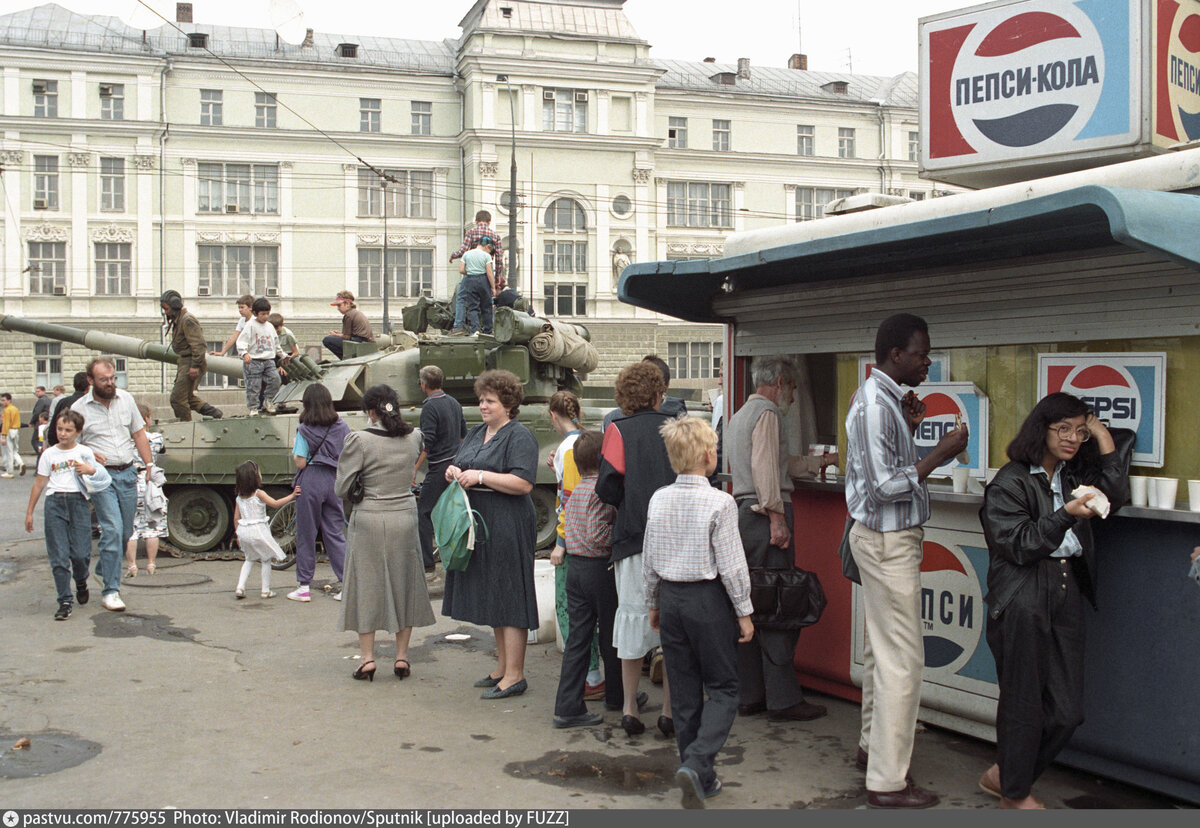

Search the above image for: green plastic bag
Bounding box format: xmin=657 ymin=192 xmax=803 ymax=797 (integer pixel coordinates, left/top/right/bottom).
xmin=432 ymin=479 xmax=489 ymax=572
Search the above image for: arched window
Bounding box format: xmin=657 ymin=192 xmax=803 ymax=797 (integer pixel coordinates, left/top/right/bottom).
xmin=541 ymin=197 xmax=588 ymax=316
xmin=544 ymin=198 xmax=586 ymax=233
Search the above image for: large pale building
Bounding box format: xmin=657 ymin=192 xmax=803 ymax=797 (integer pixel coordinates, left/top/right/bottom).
xmin=0 ymin=0 xmax=941 ymax=401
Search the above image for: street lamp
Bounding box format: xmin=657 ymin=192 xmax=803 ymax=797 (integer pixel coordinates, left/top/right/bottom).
xmin=497 ymin=74 xmax=518 ymax=289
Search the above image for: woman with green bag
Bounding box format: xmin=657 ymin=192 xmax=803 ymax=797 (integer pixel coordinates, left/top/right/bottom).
xmin=442 ymin=370 xmax=540 ymax=699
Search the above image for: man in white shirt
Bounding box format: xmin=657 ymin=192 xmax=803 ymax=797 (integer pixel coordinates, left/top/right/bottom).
xmin=71 ymin=356 xmax=154 ymax=612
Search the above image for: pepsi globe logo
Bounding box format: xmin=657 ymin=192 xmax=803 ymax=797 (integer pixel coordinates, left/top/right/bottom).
xmin=920 ymin=540 xmax=983 ymax=673
xmin=1168 ymin=10 xmax=1200 ymax=140
xmin=913 ymin=392 xmax=967 ymax=449
xmin=951 ymin=6 xmax=1104 ymax=150
xmin=1055 ymin=364 xmax=1142 ymax=433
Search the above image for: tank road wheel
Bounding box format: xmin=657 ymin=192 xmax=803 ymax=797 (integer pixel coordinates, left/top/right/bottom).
xmin=269 ymin=502 xmax=297 ymax=571
xmin=166 ymin=486 xmax=231 ymax=554
xmin=532 ymin=484 xmax=558 ymax=552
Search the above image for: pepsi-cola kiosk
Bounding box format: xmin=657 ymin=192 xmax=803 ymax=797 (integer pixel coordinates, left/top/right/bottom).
xmin=617 ymin=148 xmax=1200 ymax=804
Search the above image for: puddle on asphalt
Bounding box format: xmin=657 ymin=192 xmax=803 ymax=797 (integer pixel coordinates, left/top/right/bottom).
xmin=0 ymin=731 xmax=100 ymax=778
xmin=55 ymin=645 xmax=89 ymax=653
xmin=792 ymin=791 xmax=865 ymax=809
xmin=506 ymin=747 xmax=679 ymax=795
xmin=91 ymin=612 xmax=201 ymax=644
xmin=122 ymin=572 xmax=212 ymax=589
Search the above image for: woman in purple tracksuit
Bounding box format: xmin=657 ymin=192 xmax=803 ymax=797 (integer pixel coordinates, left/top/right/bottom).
xmin=288 ymin=384 xmax=350 ymax=602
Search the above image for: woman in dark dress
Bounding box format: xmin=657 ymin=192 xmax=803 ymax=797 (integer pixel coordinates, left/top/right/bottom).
xmin=289 ymin=383 xmax=350 ymax=602
xmin=443 ymin=369 xmax=539 ymax=699
xmin=978 ymin=392 xmax=1127 ymax=808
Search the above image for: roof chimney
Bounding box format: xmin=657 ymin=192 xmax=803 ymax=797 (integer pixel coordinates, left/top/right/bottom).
xmin=788 ymin=53 xmax=807 ymax=71
xmin=737 ymin=57 xmax=751 ymax=79
xmin=176 ymin=3 xmax=193 ymax=24
xmin=302 ymin=28 xmax=314 ymax=48
xmin=702 ymin=56 xmax=716 ymax=63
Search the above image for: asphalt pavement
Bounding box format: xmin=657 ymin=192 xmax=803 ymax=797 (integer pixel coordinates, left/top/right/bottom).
xmin=0 ymin=471 xmax=1187 ymax=810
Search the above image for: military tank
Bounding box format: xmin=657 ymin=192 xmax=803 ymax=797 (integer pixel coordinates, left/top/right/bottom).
xmin=0 ymin=304 xmax=609 ymax=558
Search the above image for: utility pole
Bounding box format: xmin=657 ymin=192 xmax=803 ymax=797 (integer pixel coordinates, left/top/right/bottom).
xmin=498 ymin=74 xmax=518 ymax=288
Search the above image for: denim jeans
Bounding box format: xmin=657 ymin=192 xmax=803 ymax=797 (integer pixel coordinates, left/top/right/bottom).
xmin=460 ymin=274 xmax=494 ymax=334
xmin=44 ymin=492 xmax=92 ymax=604
xmin=90 ymin=466 xmax=138 ymax=596
xmin=453 ymin=285 xmax=467 ymax=330
xmin=244 ymin=358 xmax=280 ymax=410
xmin=321 ymin=335 xmax=368 ymax=361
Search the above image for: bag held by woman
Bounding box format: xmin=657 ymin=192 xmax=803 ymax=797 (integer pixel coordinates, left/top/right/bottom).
xmin=432 ymin=479 xmax=489 ymax=571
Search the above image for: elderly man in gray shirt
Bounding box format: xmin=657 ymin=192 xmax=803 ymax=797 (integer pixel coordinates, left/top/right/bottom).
xmin=844 ymin=314 xmax=967 ymax=809
xmin=726 ymin=356 xmax=833 ymax=723
xmin=71 ymin=356 xmax=154 ymax=612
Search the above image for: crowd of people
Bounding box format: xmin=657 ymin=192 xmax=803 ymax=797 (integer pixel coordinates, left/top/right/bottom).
xmin=18 ymin=309 xmax=1146 ymax=811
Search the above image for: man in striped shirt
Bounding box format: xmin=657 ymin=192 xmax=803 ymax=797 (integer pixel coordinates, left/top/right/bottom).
xmin=844 ymin=313 xmax=967 ymax=809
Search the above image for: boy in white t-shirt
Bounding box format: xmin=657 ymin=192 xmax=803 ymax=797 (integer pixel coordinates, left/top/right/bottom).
xmin=25 ymin=410 xmax=111 ymax=621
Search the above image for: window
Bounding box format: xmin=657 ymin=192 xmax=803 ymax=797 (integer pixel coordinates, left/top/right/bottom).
xmin=543 ymin=241 xmax=588 ymax=274
xmin=908 ymin=130 xmax=920 ymax=162
xmin=909 ymin=190 xmax=926 ymax=201
xmin=200 ymin=89 xmax=223 ymax=126
xmin=667 ymin=341 xmax=722 ymax=380
xmin=197 ymin=162 xmax=279 ymax=214
xmin=357 ymin=248 xmax=433 ymax=298
xmin=94 ymin=242 xmax=131 ymax=295
xmin=795 ymin=187 xmax=856 ymax=221
xmin=542 ymin=88 xmax=587 ymax=133
xmin=712 ymin=119 xmax=730 ymax=152
xmin=27 ymin=242 xmax=66 ymax=294
xmin=99 ymin=83 xmax=124 ymax=120
xmin=611 ymin=194 xmax=632 ymax=217
xmin=543 ymin=198 xmax=587 ymax=233
xmin=201 ymin=340 xmax=234 ymax=389
xmin=666 ymin=181 xmax=732 ymax=228
xmin=198 ymin=245 xmax=278 ymax=296
xmin=668 ymin=116 xmax=688 ymax=149
xmin=113 ymin=357 xmax=128 ymax=389
xmin=255 ymin=92 xmax=277 ymax=128
xmin=34 ymin=343 xmax=62 ymax=388
xmin=411 ymin=101 xmax=431 ymax=135
xmin=33 ymin=79 xmax=57 ymax=118
xmin=797 ymin=125 xmax=814 ymax=156
xmin=100 ymin=157 xmax=124 ymax=212
xmin=360 ymin=98 xmax=380 ymax=133
xmin=543 ymin=283 xmax=587 ymax=317
xmin=356 ymin=169 xmax=433 ymax=218
xmin=838 ymin=127 xmax=856 ymax=158
xmin=33 ymin=155 xmax=59 ymax=210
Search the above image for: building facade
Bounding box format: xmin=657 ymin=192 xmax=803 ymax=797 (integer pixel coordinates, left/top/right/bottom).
xmin=0 ymin=0 xmax=944 ymax=402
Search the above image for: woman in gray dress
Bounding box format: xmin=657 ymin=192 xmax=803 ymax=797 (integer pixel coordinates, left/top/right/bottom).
xmin=336 ymin=384 xmax=435 ymax=681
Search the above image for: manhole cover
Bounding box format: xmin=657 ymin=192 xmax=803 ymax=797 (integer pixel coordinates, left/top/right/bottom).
xmin=122 ymin=572 xmax=212 ymax=588
xmin=0 ymin=732 xmax=100 ymax=778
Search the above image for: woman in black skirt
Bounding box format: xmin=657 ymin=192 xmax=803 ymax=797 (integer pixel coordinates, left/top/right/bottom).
xmin=443 ymin=369 xmax=539 ymax=699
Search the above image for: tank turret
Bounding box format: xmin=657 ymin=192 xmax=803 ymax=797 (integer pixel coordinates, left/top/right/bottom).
xmin=0 ymin=307 xmax=607 ymax=556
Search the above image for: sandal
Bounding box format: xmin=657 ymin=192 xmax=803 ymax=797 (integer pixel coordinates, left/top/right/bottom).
xmin=126 ymin=565 xmax=138 ymax=578
xmin=353 ymin=660 xmax=376 ymax=682
xmin=145 ymin=564 xmax=156 ymax=575
xmin=394 ymin=658 xmax=411 ymax=680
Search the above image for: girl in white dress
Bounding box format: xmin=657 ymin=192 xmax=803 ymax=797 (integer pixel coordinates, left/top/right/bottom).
xmin=234 ymin=460 xmax=300 ymax=599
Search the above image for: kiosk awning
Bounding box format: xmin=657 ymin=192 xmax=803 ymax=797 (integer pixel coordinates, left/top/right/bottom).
xmin=618 ymin=186 xmax=1200 ymax=325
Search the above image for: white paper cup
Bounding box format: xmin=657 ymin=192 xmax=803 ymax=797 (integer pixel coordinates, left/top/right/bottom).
xmin=952 ymin=467 xmax=969 ymax=494
xmin=1189 ymin=480 xmax=1200 ymax=513
xmin=1153 ymin=477 xmax=1178 ymax=510
xmin=1129 ymin=476 xmax=1149 ymax=507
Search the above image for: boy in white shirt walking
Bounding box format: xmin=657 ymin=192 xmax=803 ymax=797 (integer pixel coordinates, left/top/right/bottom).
xmin=237 ymin=297 xmax=285 ymax=415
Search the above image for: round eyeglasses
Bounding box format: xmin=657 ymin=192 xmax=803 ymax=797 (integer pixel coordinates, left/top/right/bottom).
xmin=1049 ymin=424 xmax=1090 ymax=442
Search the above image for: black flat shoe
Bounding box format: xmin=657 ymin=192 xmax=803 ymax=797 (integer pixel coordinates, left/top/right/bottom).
xmin=658 ymin=715 xmax=675 ymax=737
xmin=352 ymin=660 xmax=376 ymax=682
xmin=621 ymin=715 xmax=645 ymax=736
xmin=394 ymin=659 xmax=411 ymax=679
xmin=473 ymin=674 xmax=502 ymax=688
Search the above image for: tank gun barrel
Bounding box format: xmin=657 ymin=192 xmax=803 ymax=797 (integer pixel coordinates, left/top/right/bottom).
xmin=0 ymin=314 xmax=244 ymax=379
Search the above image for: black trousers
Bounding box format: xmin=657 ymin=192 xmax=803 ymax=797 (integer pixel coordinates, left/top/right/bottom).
xmin=660 ymin=579 xmax=740 ymax=792
xmin=986 ymin=556 xmax=1086 ymax=800
xmin=736 ymin=500 xmax=805 ymax=710
xmin=418 ymin=461 xmax=451 ymax=569
xmin=554 ymin=556 xmax=623 ymax=716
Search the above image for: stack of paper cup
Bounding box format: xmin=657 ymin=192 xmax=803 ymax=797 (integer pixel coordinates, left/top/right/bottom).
xmin=1129 ymin=477 xmax=1149 ymax=507
xmin=951 ymin=467 xmax=969 ymax=493
xmin=1152 ymin=477 xmax=1178 ymax=510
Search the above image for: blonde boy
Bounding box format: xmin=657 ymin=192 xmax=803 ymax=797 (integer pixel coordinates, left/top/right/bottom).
xmin=642 ymin=416 xmax=754 ymax=809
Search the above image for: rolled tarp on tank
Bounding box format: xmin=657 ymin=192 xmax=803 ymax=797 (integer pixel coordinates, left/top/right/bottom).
xmin=528 ymin=320 xmax=599 ymax=373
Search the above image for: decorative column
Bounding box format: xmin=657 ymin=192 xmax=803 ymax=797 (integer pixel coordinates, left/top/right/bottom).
xmin=2 ymin=149 xmax=22 ymax=296
xmin=783 ymin=183 xmax=797 ymax=224
xmin=482 ymin=82 xmax=495 ymax=130
xmin=67 ymin=151 xmax=90 ymax=302
xmin=132 ymin=153 xmax=157 ymax=297
xmin=180 ymin=158 xmax=197 ymax=295
xmin=279 ymin=160 xmax=294 ymax=311
xmin=595 ymin=184 xmax=611 ymax=297
xmin=633 ymin=168 xmax=651 ymax=285
xmin=342 ymin=164 xmax=359 ymax=294
xmin=732 ymin=181 xmax=746 ymax=233
xmin=596 ymin=90 xmax=610 ymax=135
xmin=634 ymin=92 xmax=649 ymax=137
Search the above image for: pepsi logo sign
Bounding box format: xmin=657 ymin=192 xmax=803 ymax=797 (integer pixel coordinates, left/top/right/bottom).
xmin=951 ymin=7 xmax=1105 ymax=149
xmin=920 ymin=540 xmax=983 ymax=673
xmin=913 ymin=392 xmax=968 ymax=448
xmin=1167 ymin=8 xmax=1200 ymax=140
xmin=1052 ymin=363 xmax=1142 ymax=433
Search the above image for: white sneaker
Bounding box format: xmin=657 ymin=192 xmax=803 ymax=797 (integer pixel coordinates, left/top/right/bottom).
xmin=331 ymin=591 xmax=342 ymax=601
xmin=286 ymin=587 xmax=310 ymax=603
xmin=101 ymin=593 xmax=126 ymax=612
xmin=0 ymin=473 xmax=12 ymax=479
xmin=235 ymin=587 xmax=246 ymax=599
xmin=261 ymin=590 xmax=276 ymax=599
